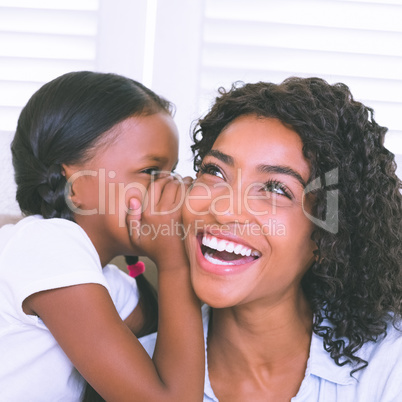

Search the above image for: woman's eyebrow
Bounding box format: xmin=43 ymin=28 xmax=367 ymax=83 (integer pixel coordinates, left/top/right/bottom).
xmin=205 ymin=150 xmax=306 ymax=187
xmin=204 ymin=149 xmax=234 ymax=166
xmin=257 ymin=164 xmax=307 ymax=188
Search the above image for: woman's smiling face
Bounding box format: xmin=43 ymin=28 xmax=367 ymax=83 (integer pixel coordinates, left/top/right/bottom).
xmin=183 ymin=115 xmax=317 ymax=308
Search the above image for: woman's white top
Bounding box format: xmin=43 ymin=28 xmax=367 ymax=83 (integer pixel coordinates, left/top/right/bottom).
xmin=140 ymin=305 xmax=402 ymax=401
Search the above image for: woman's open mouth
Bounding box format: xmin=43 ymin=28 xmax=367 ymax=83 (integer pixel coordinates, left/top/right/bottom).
xmin=199 ymin=233 xmax=261 ymax=266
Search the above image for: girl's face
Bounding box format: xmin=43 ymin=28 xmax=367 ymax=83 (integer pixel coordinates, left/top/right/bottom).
xmin=65 ymin=112 xmax=179 ymax=263
xmin=183 ymin=115 xmax=316 ymax=308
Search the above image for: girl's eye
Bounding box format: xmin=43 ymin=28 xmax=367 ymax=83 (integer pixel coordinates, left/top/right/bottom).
xmin=141 ymin=167 xmax=160 ymax=176
xmin=263 ymin=180 xmax=292 ymax=199
xmin=199 ymin=163 xmax=224 ymax=180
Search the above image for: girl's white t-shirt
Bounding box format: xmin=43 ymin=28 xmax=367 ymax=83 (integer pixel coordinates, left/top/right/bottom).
xmin=0 ymin=215 xmax=140 ymax=401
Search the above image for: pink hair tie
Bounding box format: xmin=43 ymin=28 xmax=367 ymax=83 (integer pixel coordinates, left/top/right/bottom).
xmin=127 ymin=261 xmax=145 ymax=278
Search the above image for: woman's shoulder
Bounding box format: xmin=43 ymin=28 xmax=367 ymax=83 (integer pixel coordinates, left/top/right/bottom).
xmin=362 ymin=320 xmax=402 ymax=362
xmin=312 ymin=317 xmax=402 ymax=374
xmin=353 ymin=321 xmax=402 ymax=400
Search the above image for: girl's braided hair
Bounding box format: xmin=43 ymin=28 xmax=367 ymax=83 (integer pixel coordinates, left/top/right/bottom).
xmin=12 ymin=71 xmax=173 ymax=221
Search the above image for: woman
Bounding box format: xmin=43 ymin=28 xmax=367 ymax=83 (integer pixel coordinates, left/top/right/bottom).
xmin=141 ymin=77 xmax=402 ymax=401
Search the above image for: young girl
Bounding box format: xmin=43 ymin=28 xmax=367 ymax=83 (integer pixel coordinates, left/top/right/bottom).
xmin=0 ymin=71 xmax=204 ymax=401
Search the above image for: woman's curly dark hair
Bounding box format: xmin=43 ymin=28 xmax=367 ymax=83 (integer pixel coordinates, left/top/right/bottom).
xmin=191 ymin=77 xmax=402 ymax=374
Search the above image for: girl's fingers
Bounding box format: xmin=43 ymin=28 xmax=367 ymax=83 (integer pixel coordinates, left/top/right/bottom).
xmin=126 ymin=197 xmax=142 ymax=241
xmin=146 ymin=175 xmax=174 ymax=210
xmin=129 ymin=197 xmax=142 ymax=215
xmin=182 ymin=176 xmax=194 ymax=185
xmin=134 ymin=174 xmax=194 ymax=223
xmin=148 ymin=175 xmax=186 ymax=210
xmin=158 ymin=178 xmax=184 ymax=207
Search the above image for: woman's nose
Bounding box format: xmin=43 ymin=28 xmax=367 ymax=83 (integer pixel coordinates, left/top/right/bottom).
xmin=210 ymin=180 xmax=276 ymax=225
xmin=209 ymin=182 xmax=252 ymax=225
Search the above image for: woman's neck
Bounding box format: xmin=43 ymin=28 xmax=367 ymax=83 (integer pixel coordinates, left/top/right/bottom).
xmin=207 ymin=289 xmax=312 ymax=400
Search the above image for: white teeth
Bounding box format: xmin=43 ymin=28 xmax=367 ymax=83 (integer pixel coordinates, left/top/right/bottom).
xmin=226 ymin=242 xmax=235 ymax=253
xmin=204 ymin=252 xmax=235 ymax=265
xmin=210 ymin=236 xmax=218 ymax=250
xmin=201 ymin=234 xmax=261 ymax=258
xmin=216 ymin=239 xmax=226 ymax=252
xmin=234 ymin=244 xmax=243 ymax=254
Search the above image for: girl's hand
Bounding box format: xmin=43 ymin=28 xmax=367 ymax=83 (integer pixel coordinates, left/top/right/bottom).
xmin=127 ymin=174 xmax=193 ymax=268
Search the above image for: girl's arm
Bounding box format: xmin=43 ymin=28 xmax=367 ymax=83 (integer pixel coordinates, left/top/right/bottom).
xmin=130 ymin=175 xmax=205 ymax=399
xmin=24 ymin=284 xmax=173 ymax=400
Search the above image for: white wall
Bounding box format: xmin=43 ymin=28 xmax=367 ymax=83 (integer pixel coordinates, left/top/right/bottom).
xmin=151 ymin=0 xmax=205 ymax=177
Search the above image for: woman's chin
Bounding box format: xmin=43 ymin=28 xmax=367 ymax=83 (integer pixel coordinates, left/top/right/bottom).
xmin=191 ymin=276 xmax=242 ymax=309
xmin=198 ymin=294 xmax=234 ymax=309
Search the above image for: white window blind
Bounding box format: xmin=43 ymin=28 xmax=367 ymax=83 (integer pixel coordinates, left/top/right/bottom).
xmin=0 ymin=0 xmax=100 ymax=213
xmin=199 ymin=0 xmax=402 ymax=171
xmin=0 ymin=0 xmax=99 ymax=134
xmin=0 ymin=0 xmax=150 ymax=214
xmin=0 ymin=0 xmax=101 ymax=214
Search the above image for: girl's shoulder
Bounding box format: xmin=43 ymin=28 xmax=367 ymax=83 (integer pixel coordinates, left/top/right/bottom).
xmin=0 ymin=215 xmax=98 ymax=271
xmin=3 ymin=215 xmax=89 ymax=247
xmin=15 ymin=214 xmax=78 ymax=231
xmin=0 ymin=215 xmax=105 ymax=314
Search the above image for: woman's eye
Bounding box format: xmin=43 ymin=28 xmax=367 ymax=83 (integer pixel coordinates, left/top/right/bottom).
xmin=263 ymin=180 xmax=292 ymax=199
xmin=199 ymin=163 xmax=224 ymax=179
